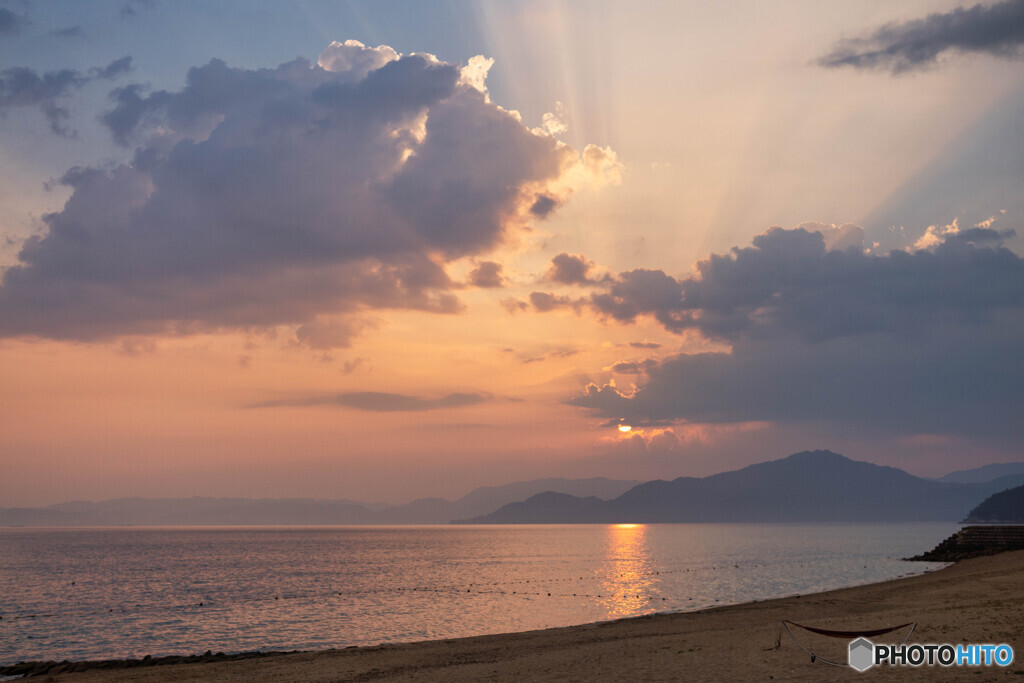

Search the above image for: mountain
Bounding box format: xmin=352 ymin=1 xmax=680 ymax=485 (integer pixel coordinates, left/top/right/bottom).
xmin=455 ymin=451 xmax=1024 ymax=524
xmin=2 ymin=497 xmax=380 ymax=526
xmin=0 ymin=477 xmax=640 ymax=527
xmin=935 ymin=462 xmax=1024 ymax=484
xmin=375 ymin=477 xmax=642 ymax=523
xmin=963 ymin=485 xmax=1024 ymax=523
xmin=450 ymin=492 xmax=610 ymax=524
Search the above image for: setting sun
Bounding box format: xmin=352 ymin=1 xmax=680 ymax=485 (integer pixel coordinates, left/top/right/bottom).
xmin=618 ymin=425 xmax=632 ymax=433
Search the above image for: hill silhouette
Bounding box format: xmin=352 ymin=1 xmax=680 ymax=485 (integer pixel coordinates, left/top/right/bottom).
xmin=963 ymin=485 xmax=1024 ymax=523
xmin=0 ymin=477 xmax=639 ymax=527
xmin=455 ymin=451 xmax=1024 ymax=524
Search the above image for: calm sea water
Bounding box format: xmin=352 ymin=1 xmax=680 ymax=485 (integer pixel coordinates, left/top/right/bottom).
xmin=0 ymin=524 xmax=953 ymax=665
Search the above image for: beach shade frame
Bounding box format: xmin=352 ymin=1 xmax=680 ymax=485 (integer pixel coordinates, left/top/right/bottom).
xmin=780 ymin=619 xmax=917 ymax=667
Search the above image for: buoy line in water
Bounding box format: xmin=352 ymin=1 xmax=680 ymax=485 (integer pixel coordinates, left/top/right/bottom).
xmin=0 ymin=561 xmax=824 ymax=625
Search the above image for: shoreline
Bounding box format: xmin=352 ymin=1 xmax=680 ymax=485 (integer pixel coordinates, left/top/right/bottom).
xmin=8 ymin=550 xmax=1024 ymax=681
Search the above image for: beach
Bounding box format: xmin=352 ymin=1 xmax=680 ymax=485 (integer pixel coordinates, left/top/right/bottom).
xmin=23 ymin=549 xmax=1023 ymax=681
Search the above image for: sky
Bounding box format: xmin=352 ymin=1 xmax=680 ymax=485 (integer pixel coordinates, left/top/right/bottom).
xmin=1 ymin=0 xmax=1023 ymax=507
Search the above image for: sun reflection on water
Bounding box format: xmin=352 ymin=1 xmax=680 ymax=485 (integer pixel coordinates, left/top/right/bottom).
xmin=599 ymin=523 xmax=656 ymax=619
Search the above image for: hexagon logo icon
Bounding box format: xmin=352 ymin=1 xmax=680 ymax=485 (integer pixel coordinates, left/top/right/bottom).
xmin=849 ymin=637 xmax=874 ymax=672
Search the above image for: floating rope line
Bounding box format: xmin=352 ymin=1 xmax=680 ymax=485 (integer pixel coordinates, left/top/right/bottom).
xmin=780 ymin=619 xmax=916 ymax=667
xmin=0 ymin=585 xmax=689 ymax=624
xmin=0 ymin=561 xmax=828 ymax=625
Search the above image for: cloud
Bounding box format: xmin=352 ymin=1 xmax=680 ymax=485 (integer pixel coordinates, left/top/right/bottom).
xmin=563 ymin=223 xmax=1018 ymax=343
xmin=0 ymin=43 xmax=611 ymax=342
xmin=0 ymin=8 xmax=28 ymax=36
xmin=0 ymin=58 xmax=132 ymax=135
xmin=294 ymin=317 xmax=377 ymax=350
xmin=51 ymin=26 xmax=85 ymax=39
xmin=539 ymin=101 xmax=567 ymax=136
xmin=629 ymin=341 xmax=661 ymax=349
xmin=341 ymin=357 xmax=368 ymax=374
xmin=458 ymin=55 xmax=494 ymax=94
xmin=467 ymin=261 xmax=504 ymax=288
xmin=609 ymin=359 xmax=658 ymax=375
xmin=519 ymin=346 xmax=578 ymax=364
xmin=567 ymin=225 xmax=1024 ymax=440
xmin=590 ymin=268 xmax=685 ymax=330
xmin=500 ymin=298 xmax=530 ymax=314
xmin=546 ymin=252 xmax=597 ymax=285
xmin=798 ymin=221 xmax=866 ymax=252
xmin=253 ymin=391 xmax=490 ymax=411
xmin=913 ymin=216 xmax=1017 ymax=250
xmin=120 ymin=0 xmax=156 ymax=18
xmin=317 ymin=40 xmax=399 ymax=80
xmin=529 ymin=291 xmax=581 ymax=313
xmin=89 ymin=56 xmax=134 ymax=80
xmin=820 ymin=0 xmax=1024 ymax=73
xmin=0 ymin=66 xmax=86 ymax=135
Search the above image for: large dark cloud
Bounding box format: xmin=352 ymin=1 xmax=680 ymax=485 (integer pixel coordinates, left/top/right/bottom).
xmin=566 ymin=226 xmax=1024 ymax=440
xmin=820 ymin=0 xmax=1024 ymax=73
xmin=552 ymin=225 xmax=1021 ymax=343
xmin=0 ymin=43 xmax=602 ymax=344
xmin=253 ymin=391 xmax=490 ymax=411
xmin=0 ymin=57 xmax=132 ymax=136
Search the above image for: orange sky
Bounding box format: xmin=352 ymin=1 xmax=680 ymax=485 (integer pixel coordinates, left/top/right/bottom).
xmin=1 ymin=1 xmax=1023 ymax=506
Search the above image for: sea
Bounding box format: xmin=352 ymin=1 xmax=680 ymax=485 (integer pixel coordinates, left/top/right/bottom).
xmin=0 ymin=523 xmax=954 ymax=666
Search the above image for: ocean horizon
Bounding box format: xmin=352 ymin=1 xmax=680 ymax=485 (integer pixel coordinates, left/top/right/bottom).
xmin=0 ymin=523 xmax=953 ymax=666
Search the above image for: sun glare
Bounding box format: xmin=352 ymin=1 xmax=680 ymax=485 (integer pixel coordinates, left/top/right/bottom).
xmin=618 ymin=424 xmax=632 ymax=433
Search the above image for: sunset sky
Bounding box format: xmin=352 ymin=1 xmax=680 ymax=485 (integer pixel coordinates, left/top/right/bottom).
xmin=2 ymin=0 xmax=1023 ymax=507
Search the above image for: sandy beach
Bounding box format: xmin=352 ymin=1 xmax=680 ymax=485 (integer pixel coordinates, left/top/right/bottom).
xmin=21 ymin=549 xmax=1022 ymax=681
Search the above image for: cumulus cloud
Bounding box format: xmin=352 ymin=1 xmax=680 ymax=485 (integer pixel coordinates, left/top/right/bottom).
xmin=546 ymin=252 xmax=597 ymax=285
xmin=567 ymin=225 xmax=1024 ymax=440
xmin=0 ymin=42 xmax=612 ymax=342
xmin=549 ymin=224 xmax=1018 ymax=343
xmin=467 ymin=261 xmax=504 ymax=288
xmin=253 ymin=391 xmax=490 ymax=411
xmin=539 ymin=101 xmax=567 ymax=136
xmin=317 ymin=40 xmax=399 ymax=80
xmin=913 ymin=216 xmax=1017 ymax=251
xmin=0 ymin=57 xmax=132 ymax=135
xmin=458 ymin=55 xmax=494 ymax=94
xmin=798 ymin=221 xmax=866 ymax=252
xmin=820 ymin=0 xmax=1024 ymax=73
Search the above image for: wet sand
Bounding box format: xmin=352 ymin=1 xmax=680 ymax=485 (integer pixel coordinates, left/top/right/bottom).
xmin=33 ymin=550 xmax=1024 ymax=681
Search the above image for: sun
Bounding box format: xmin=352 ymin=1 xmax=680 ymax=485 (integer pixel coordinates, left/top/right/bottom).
xmin=618 ymin=424 xmax=632 ymax=433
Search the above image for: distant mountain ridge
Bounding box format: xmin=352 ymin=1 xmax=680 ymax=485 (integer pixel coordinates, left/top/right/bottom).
xmin=8 ymin=454 xmax=1022 ymax=527
xmin=454 ymin=451 xmax=1024 ymax=524
xmin=0 ymin=477 xmax=640 ymax=527
xmin=934 ymin=462 xmax=1024 ymax=484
